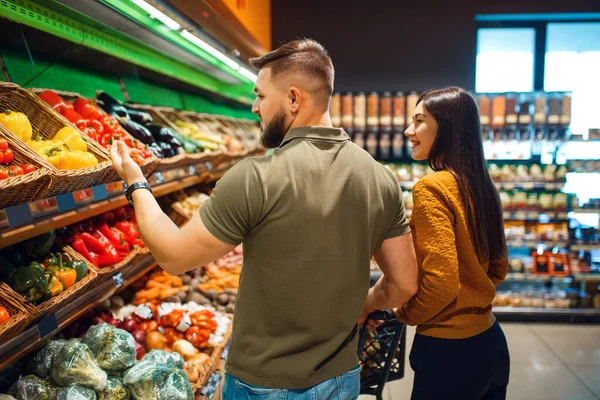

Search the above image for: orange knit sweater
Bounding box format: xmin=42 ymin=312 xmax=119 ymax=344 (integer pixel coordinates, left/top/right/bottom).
xmin=395 ymin=171 xmax=509 ymax=339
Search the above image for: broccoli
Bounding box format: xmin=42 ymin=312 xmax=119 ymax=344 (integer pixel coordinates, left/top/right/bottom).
xmin=27 ymin=339 xmax=67 ymax=379
xmin=56 ymin=385 xmax=97 ymax=400
xmin=82 ymin=323 xmax=136 ymax=373
xmin=50 ymin=342 xmax=107 ymax=391
xmin=97 ymin=377 xmax=131 ymax=400
xmin=8 ymin=375 xmax=59 ymax=400
xmin=142 ymin=350 xmax=184 ymax=370
xmin=123 ymin=361 xmax=168 ymax=400
xmin=158 ymin=370 xmax=193 ymax=400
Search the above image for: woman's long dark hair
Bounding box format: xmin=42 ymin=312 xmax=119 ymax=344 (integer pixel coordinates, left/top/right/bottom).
xmin=419 ymin=87 xmax=507 ymax=262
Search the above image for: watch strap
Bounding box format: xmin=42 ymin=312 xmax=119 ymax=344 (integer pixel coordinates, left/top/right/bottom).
xmin=126 ymin=182 xmax=152 ymax=205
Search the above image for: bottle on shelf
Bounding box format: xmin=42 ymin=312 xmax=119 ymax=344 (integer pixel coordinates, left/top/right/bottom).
xmin=367 ymin=92 xmax=379 ymax=131
xmin=341 ymin=92 xmax=353 ymax=131
xmin=405 ymin=92 xmax=419 ymax=159
xmin=331 ymin=92 xmax=341 ymax=128
xmin=366 ymin=128 xmax=378 ymax=159
xmin=491 ymin=94 xmax=507 ymax=159
xmin=353 ymin=92 xmax=367 ymax=132
xmin=380 ymin=92 xmax=393 ymax=132
xmin=392 ymin=92 xmax=406 ymax=160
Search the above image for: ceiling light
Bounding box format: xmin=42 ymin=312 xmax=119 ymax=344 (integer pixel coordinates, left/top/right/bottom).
xmin=131 ymin=0 xmax=181 ymax=30
xmin=237 ymin=67 xmax=257 ymax=82
xmin=180 ymin=30 xmax=240 ymax=70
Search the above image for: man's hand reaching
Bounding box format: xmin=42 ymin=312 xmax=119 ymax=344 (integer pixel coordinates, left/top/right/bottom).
xmin=110 ymin=140 xmax=146 ymax=186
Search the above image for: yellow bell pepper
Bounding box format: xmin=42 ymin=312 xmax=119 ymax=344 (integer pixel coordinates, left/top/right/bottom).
xmin=78 ymin=151 xmax=99 ymax=168
xmin=54 ymin=127 xmax=88 ymax=152
xmin=0 ymin=110 xmax=32 ymax=141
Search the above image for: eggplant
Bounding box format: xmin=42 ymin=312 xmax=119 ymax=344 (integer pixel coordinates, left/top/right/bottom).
xmin=126 ymin=108 xmax=153 ymax=124
xmin=147 ymin=125 xmax=182 ymax=148
xmin=148 ymin=142 xmax=163 ymax=158
xmin=159 ymin=142 xmax=178 ymax=158
xmin=97 ymin=92 xmax=129 ymax=119
xmin=119 ymin=118 xmax=155 ymax=145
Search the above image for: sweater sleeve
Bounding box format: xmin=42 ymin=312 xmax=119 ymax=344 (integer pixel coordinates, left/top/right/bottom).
xmin=488 ymin=257 xmax=509 ymax=286
xmin=395 ymin=180 xmax=460 ymax=326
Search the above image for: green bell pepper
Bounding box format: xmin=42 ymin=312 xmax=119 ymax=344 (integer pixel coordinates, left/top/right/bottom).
xmin=23 ymin=231 xmax=56 ymax=258
xmin=66 ymin=259 xmax=88 ymax=282
xmin=12 ymin=262 xmax=48 ymax=304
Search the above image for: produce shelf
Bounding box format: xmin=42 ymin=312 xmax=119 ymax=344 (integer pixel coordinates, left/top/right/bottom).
xmin=494 ymin=181 xmax=566 ymax=191
xmin=571 ymin=244 xmax=600 ymax=251
xmin=506 ymin=240 xmax=568 ymax=248
xmin=494 ymin=307 xmax=600 ymax=323
xmin=0 ymin=163 xmax=222 ymax=249
xmin=0 ymin=253 xmax=157 ymax=372
xmin=570 ymin=209 xmax=600 ymax=214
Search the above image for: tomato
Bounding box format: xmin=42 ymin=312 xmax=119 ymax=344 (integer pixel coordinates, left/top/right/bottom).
xmin=0 ymin=139 xmax=7 ymax=152
xmin=3 ymin=148 xmax=14 ymax=164
xmin=0 ymin=168 xmax=9 ymax=180
xmin=0 ymin=151 xmax=4 ymax=164
xmin=0 ymin=306 xmax=9 ymax=325
xmin=22 ymin=164 xmax=36 ymax=174
xmin=8 ymin=166 xmax=23 ymax=176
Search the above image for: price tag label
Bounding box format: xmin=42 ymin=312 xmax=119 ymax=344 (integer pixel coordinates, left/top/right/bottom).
xmin=201 ymin=372 xmax=222 ymax=398
xmin=29 ymin=198 xmax=58 ymax=219
xmin=92 ymin=185 xmax=108 ymax=201
xmin=154 ymin=172 xmax=164 ymax=185
xmin=514 ymin=211 xmax=527 ymax=220
xmin=106 ymin=181 xmax=125 ymax=196
xmin=205 ymin=162 xmax=213 ymax=171
xmin=522 ymin=182 xmax=535 ymax=190
xmin=73 ymin=188 xmax=94 ymax=206
xmin=113 ymin=272 xmax=124 ymax=288
xmin=56 ymin=193 xmax=76 ymax=213
xmin=188 ymin=165 xmax=196 ymax=176
xmin=5 ymin=203 xmax=34 ymax=228
xmin=37 ymin=314 xmax=58 ymax=340
xmin=221 ymin=342 xmax=230 ymax=360
xmin=527 ymin=211 xmax=539 ymax=220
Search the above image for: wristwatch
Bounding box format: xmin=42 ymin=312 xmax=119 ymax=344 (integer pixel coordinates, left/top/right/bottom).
xmin=125 ymin=182 xmax=152 ymax=205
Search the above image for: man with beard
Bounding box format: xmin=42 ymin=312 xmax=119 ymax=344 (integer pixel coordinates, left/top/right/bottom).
xmin=110 ymin=39 xmax=417 ymax=399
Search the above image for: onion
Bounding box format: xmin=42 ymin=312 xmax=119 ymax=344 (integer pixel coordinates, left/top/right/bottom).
xmin=122 ymin=318 xmax=138 ymax=333
xmin=132 ymin=329 xmax=147 ymax=344
xmin=135 ymin=341 xmax=146 ymax=360
xmin=172 ymin=340 xmax=199 ymax=360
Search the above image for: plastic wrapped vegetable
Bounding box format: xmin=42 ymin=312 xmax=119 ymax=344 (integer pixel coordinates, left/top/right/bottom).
xmin=56 ymin=386 xmax=97 ymax=400
xmin=8 ymin=375 xmax=59 ymax=400
xmin=122 ymin=361 xmax=168 ymax=400
xmin=0 ymin=361 xmax=24 ymax=394
xmin=158 ymin=370 xmax=193 ymax=400
xmin=82 ymin=323 xmax=136 ymax=373
xmin=28 ymin=339 xmax=67 ymax=379
xmin=50 ymin=342 xmax=107 ymax=391
xmin=97 ymin=377 xmax=130 ymax=400
xmin=142 ymin=350 xmax=184 ymax=370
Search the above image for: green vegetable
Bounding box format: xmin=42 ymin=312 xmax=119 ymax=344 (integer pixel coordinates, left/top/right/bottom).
xmin=12 ymin=262 xmax=48 ymax=304
xmin=50 ymin=342 xmax=107 ymax=391
xmin=82 ymin=323 xmax=136 ymax=373
xmin=8 ymin=375 xmax=59 ymax=400
xmin=27 ymin=339 xmax=68 ymax=379
xmin=98 ymin=376 xmax=131 ymax=400
xmin=42 ymin=253 xmax=59 ymax=269
xmin=158 ymin=370 xmax=193 ymax=400
xmin=67 ymin=259 xmax=88 ymax=282
xmin=24 ymin=231 xmax=56 ymax=258
xmin=142 ymin=350 xmax=184 ymax=370
xmin=123 ymin=361 xmax=167 ymax=400
xmin=57 ymin=385 xmax=97 ymax=400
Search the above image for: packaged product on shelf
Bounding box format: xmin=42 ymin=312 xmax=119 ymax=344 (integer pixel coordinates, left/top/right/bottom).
xmin=533 ymin=92 xmax=548 ymax=125
xmin=561 ymin=93 xmax=572 ymax=126
xmin=379 ymin=92 xmax=392 ymax=131
xmin=330 ymin=93 xmax=341 ymax=127
xmin=378 ymin=130 xmax=392 ymax=161
xmin=341 ymin=93 xmax=353 ymax=130
xmin=517 ymin=93 xmax=533 ymax=126
xmin=505 ymin=93 xmax=518 ymax=125
xmin=406 ymin=92 xmax=419 ymax=124
xmin=353 ymin=92 xmax=366 ymax=131
xmin=478 ymin=95 xmax=492 ymax=127
xmin=492 ymin=95 xmax=506 ymax=128
xmin=352 ymin=130 xmax=365 ymax=149
xmin=391 ymin=129 xmax=404 ymax=161
xmin=392 ymin=92 xmax=405 ymax=130
xmin=365 ymin=130 xmax=378 ymax=158
xmin=548 ymin=93 xmax=562 ymax=126
xmin=367 ymin=92 xmax=379 ymax=129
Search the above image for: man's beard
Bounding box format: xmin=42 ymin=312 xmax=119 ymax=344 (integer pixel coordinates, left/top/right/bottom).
xmin=260 ymin=108 xmax=287 ymax=149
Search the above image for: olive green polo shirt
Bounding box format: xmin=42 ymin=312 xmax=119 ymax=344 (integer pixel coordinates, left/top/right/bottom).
xmin=199 ymin=126 xmax=410 ymax=389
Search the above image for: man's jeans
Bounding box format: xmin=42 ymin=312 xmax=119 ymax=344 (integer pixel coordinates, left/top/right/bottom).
xmin=222 ymin=366 xmax=361 ymax=399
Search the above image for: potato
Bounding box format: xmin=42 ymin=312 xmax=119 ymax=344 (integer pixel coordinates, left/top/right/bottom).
xmin=217 ymin=293 xmax=230 ymax=306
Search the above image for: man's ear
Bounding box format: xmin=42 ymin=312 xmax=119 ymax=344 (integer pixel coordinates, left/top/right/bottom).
xmin=288 ymin=87 xmax=302 ymax=114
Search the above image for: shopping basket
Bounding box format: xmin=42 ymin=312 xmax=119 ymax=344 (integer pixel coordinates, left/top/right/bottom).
xmin=358 ymin=310 xmax=407 ymax=400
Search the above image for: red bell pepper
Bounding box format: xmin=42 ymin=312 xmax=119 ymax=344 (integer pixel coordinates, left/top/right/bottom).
xmin=75 ymin=120 xmax=99 ymax=141
xmin=74 ymin=98 xmax=103 ymax=120
xmin=38 ymin=90 xmax=68 ymax=113
xmin=62 ymin=108 xmax=86 ymax=125
xmin=89 ymin=252 xmax=124 ymax=267
xmin=80 ymin=232 xmax=111 ymax=256
xmin=89 ymin=120 xmax=104 ymax=136
xmin=133 ymin=238 xmax=146 ymax=248
xmin=99 ymin=115 xmax=121 ymax=134
xmin=71 ymin=236 xmax=98 ymax=267
xmin=100 ymin=133 xmax=112 ymax=148
xmin=97 ymin=223 xmax=130 ymax=254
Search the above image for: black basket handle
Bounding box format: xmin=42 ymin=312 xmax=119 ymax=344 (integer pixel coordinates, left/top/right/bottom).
xmin=357 ymin=310 xmax=396 ymax=357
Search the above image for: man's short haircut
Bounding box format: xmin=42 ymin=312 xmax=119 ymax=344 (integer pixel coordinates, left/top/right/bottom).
xmin=249 ymin=39 xmax=334 ymax=106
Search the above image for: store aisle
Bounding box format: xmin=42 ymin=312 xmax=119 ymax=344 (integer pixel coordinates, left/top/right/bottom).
xmin=360 ymin=323 xmax=600 ymax=400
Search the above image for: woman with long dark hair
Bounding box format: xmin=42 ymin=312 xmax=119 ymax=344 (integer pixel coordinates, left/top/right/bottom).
xmin=396 ymin=87 xmax=510 ymax=399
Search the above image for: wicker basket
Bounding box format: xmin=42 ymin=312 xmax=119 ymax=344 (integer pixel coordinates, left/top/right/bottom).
xmin=193 ymin=315 xmax=232 ymax=392
xmin=0 ymin=255 xmax=99 ymax=321
xmin=0 ymin=126 xmax=52 ymax=208
xmin=28 ymin=88 xmax=160 ymax=182
xmin=0 ymin=83 xmax=112 ymax=198
xmin=0 ymin=282 xmax=38 ymax=345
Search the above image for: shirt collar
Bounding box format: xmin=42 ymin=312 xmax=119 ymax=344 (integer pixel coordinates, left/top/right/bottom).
xmin=279 ymin=126 xmax=350 ymax=147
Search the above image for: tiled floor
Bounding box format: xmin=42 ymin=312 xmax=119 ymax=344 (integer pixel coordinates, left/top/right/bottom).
xmin=359 ymin=323 xmax=600 ymax=400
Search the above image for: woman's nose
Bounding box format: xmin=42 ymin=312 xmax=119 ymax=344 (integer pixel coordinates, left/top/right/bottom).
xmin=404 ymin=124 xmax=414 ymax=137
